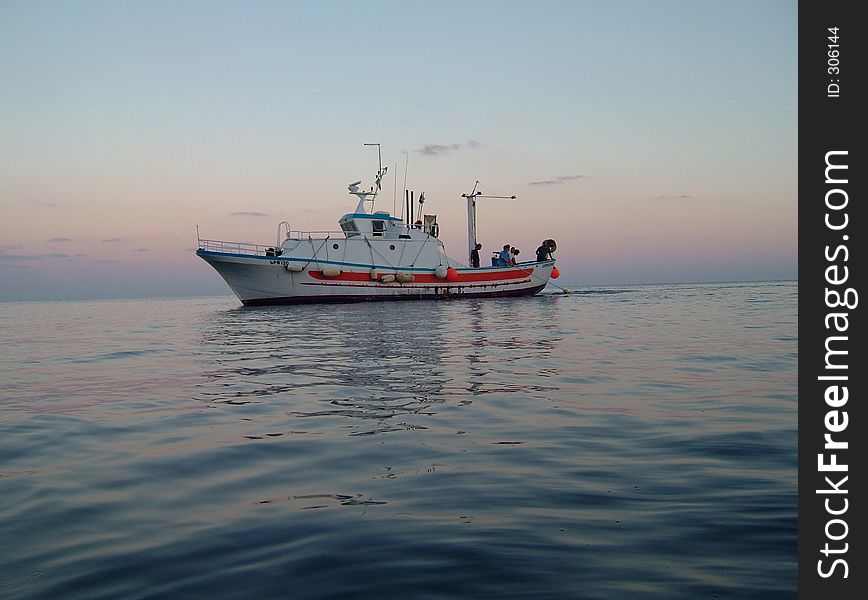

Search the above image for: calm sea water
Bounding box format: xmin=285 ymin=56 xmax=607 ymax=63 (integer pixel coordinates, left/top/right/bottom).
xmin=0 ymin=282 xmax=797 ymax=599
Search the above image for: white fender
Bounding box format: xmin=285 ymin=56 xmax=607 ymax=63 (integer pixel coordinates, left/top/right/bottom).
xmin=321 ymin=267 xmax=342 ymax=277
xmin=396 ymin=272 xmax=415 ymax=283
xmin=379 ymin=274 xmax=396 ymax=283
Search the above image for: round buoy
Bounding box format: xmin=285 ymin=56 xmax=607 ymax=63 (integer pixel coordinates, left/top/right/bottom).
xmin=551 ymin=266 xmax=560 ymax=279
xmin=445 ymin=267 xmax=459 ymax=282
xmin=434 ymin=265 xmax=448 ymax=279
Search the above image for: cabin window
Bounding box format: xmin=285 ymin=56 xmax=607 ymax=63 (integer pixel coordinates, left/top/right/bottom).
xmin=372 ymin=220 xmax=386 ymax=236
xmin=340 ymin=221 xmax=359 ymax=237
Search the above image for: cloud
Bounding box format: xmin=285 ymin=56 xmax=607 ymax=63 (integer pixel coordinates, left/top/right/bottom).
xmin=0 ymin=252 xmax=43 ymax=261
xmin=132 ymin=248 xmax=149 ymax=252
xmin=528 ymin=175 xmax=589 ymax=186
xmin=230 ymin=211 xmax=269 ymax=217
xmin=416 ymin=141 xmax=483 ymax=156
xmin=651 ymin=194 xmax=693 ymax=200
xmin=0 ymin=251 xmax=76 ymax=260
xmin=48 ymin=237 xmax=74 ymax=242
xmin=102 ymin=238 xmax=124 ymax=243
xmin=0 ymin=249 xmax=87 ymax=260
xmin=2 ymin=244 xmax=24 ymax=250
xmin=418 ymin=144 xmax=460 ymax=156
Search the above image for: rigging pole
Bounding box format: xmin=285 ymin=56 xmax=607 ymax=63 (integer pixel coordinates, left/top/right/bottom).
xmin=362 ymin=143 xmax=387 ymax=212
xmin=461 ymin=182 xmax=516 ymax=264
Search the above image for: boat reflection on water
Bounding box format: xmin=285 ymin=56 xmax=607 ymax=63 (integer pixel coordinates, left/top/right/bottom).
xmin=194 ymin=295 xmax=564 ymax=437
xmin=196 ymin=301 xmax=451 ymax=436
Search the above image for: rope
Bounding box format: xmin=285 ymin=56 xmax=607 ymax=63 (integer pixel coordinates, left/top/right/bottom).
xmin=397 ymin=227 xmax=409 ymax=265
xmin=478 ymin=181 xmax=500 ymax=196
xmin=513 ymin=261 xmax=570 ymax=293
xmin=302 ymin=236 xmax=330 ymax=270
xmin=364 ymin=238 xmax=396 ymax=270
xmin=408 ymin=233 xmax=432 ymax=267
xmin=367 ymin=238 xmax=376 ymax=266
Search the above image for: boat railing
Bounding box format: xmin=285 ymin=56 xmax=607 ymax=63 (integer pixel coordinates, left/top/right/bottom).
xmin=198 ymin=232 xmax=349 ymax=256
xmin=286 ymin=230 xmax=346 ymax=239
xmin=198 ymin=239 xmax=277 ymax=256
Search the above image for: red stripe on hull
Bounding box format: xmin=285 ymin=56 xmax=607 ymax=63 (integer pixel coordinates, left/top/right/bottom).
xmin=308 ymin=267 xmax=534 ymax=283
xmin=301 ymin=278 xmax=532 ymax=290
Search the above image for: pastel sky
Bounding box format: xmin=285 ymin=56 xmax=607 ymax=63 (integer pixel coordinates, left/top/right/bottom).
xmin=1 ymin=0 xmax=796 ymax=301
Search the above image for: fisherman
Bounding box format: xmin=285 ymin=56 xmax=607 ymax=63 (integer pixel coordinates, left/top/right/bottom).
xmin=470 ymin=243 xmax=482 ymax=268
xmin=498 ymin=244 xmax=512 ymax=266
xmin=510 ymin=248 xmax=520 ymax=264
xmin=536 ymin=241 xmax=551 ymax=262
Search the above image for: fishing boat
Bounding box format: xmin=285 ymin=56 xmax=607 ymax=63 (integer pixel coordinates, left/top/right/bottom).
xmin=196 ymin=149 xmax=559 ymax=305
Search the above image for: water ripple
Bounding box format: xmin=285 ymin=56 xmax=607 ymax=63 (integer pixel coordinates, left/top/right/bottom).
xmin=0 ymin=283 xmax=796 ymax=598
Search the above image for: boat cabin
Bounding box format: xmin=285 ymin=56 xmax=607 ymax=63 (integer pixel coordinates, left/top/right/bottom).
xmin=338 ymin=210 xmax=438 ymax=241
xmin=338 ymin=211 xmax=402 ymax=238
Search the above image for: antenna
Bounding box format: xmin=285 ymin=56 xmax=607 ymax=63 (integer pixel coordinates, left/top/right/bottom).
xmin=402 ymin=151 xmax=410 ymax=215
xmin=364 ymin=143 xmax=387 ymax=190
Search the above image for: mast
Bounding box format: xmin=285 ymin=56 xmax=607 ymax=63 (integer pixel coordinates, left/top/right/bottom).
xmin=350 ymin=143 xmax=388 ymax=214
xmin=461 ymin=182 xmax=516 ymax=264
xmin=364 ymin=143 xmax=388 ymax=193
xmin=462 ymin=182 xmax=480 ymax=262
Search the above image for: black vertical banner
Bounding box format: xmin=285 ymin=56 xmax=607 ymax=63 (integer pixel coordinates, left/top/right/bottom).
xmin=799 ymin=1 xmax=865 ymax=597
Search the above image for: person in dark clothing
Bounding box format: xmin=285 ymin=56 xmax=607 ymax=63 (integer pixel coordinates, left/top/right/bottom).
xmin=536 ymin=242 xmax=550 ymax=262
xmin=470 ymin=243 xmax=482 ymax=268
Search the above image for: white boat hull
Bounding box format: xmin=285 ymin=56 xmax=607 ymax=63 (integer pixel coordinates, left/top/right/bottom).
xmin=197 ymin=250 xmax=553 ymax=305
